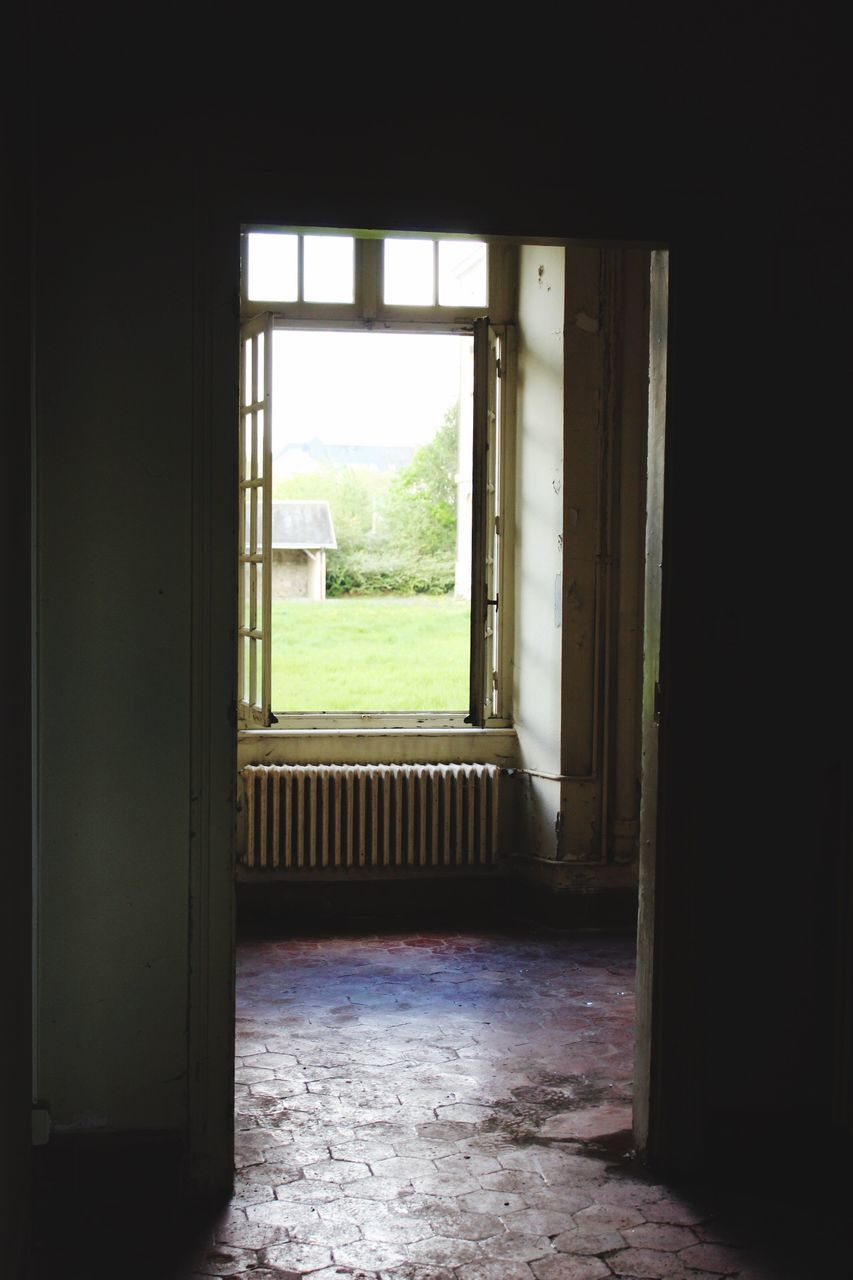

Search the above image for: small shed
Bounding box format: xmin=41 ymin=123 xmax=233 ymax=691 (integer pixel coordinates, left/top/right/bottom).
xmin=270 ymin=500 xmax=337 ymax=601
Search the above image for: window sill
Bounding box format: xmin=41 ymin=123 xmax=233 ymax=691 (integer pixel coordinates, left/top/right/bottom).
xmin=239 ymin=727 xmax=512 ymax=737
xmin=237 ymin=724 xmax=518 ymax=768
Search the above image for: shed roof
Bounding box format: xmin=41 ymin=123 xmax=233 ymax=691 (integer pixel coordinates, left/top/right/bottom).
xmin=271 ymin=500 xmax=337 ymax=549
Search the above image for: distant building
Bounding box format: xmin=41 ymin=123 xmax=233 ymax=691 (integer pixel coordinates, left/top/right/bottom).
xmin=271 ymin=501 xmax=337 ymax=601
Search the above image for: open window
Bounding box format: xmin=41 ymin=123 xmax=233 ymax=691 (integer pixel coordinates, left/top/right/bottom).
xmin=237 ymin=229 xmax=515 ymax=731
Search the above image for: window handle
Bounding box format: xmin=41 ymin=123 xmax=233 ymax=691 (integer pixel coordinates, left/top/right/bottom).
xmin=486 ymin=595 xmax=499 ymax=611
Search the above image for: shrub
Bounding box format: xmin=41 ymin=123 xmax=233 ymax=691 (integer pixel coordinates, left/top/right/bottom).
xmin=326 ymin=550 xmax=455 ymax=597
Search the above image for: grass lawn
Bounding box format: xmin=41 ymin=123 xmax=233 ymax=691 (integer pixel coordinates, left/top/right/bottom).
xmin=270 ymin=595 xmax=470 ymax=712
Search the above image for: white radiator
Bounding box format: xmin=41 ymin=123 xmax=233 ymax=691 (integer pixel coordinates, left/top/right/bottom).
xmin=240 ymin=763 xmax=501 ymax=873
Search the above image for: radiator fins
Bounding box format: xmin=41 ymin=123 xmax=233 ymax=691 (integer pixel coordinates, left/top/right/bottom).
xmin=240 ymin=763 xmax=501 ymax=873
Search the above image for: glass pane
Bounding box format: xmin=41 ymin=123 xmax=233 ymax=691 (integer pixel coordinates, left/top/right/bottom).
xmin=249 ymin=634 xmax=257 ymax=705
xmin=243 ymin=416 xmax=251 ymax=482
xmin=247 ymin=232 xmax=298 ymax=302
xmin=244 ymin=341 xmax=252 ymax=406
xmin=256 ymin=563 xmax=264 ymax=629
xmin=438 ymin=240 xmax=488 ymax=307
xmin=303 ymin=235 xmax=354 ymax=303
xmin=242 ymin=636 xmax=251 ymax=703
xmin=383 ymin=239 xmax=434 ymax=305
xmin=257 ymin=487 xmax=265 ymax=555
xmin=250 ymin=488 xmax=258 ymax=563
xmin=242 ymin=491 xmax=250 ymax=554
xmin=256 ymin=409 xmax=265 ymax=471
xmin=251 ymin=412 xmax=258 ymax=480
xmin=257 ymin=332 xmax=265 ymax=399
xmin=243 ymin=562 xmax=251 ymax=629
xmin=249 ymin=559 xmax=258 ymax=629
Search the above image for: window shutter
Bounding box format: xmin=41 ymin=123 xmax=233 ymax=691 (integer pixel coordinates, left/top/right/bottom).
xmin=467 ymin=318 xmax=490 ymax=725
xmin=237 ymin=313 xmax=274 ymax=728
xmin=468 ymin=319 xmax=510 ymax=726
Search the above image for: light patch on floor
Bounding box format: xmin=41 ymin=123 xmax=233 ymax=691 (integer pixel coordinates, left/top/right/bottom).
xmin=189 ymin=930 xmax=783 ymax=1279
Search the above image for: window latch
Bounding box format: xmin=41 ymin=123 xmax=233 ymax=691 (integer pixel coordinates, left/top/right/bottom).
xmin=486 ymin=595 xmax=499 ymax=611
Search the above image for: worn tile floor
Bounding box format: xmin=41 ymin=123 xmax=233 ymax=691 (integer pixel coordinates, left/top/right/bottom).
xmin=186 ymin=928 xmax=846 ymax=1280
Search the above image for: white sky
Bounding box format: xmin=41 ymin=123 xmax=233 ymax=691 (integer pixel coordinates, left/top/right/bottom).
xmin=272 ymin=330 xmax=470 ymax=448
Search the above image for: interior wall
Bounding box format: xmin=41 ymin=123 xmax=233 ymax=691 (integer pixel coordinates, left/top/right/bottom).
xmin=640 ymin=227 xmax=853 ymax=1173
xmin=34 ymin=125 xmax=196 ymax=1135
xmin=513 ymin=246 xmax=566 ymax=860
xmin=512 ymin=245 xmax=647 ymax=907
xmin=608 ymin=250 xmax=649 ymax=866
xmin=1 ymin=81 xmax=33 ymax=1266
xmin=23 ymin=53 xmax=853 ymax=1193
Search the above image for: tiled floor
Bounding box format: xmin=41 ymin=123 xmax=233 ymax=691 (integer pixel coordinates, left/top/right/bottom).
xmin=185 ymin=927 xmax=845 ymax=1280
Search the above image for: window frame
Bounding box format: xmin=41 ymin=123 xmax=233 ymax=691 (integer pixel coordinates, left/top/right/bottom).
xmin=237 ymin=227 xmax=516 ymax=732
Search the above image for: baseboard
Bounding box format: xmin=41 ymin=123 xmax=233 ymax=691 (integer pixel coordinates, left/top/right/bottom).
xmin=509 ymin=881 xmax=639 ymax=930
xmin=237 ymin=871 xmax=638 ymax=935
xmin=237 ymin=871 xmax=515 ymax=935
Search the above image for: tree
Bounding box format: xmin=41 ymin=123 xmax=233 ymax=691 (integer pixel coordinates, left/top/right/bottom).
xmin=378 ymin=404 xmax=458 ymax=560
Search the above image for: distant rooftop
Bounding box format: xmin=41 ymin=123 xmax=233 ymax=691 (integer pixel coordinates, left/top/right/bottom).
xmin=271 ymin=500 xmax=337 ymax=549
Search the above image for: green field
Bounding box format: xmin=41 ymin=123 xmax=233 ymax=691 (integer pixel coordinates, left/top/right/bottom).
xmin=271 ymin=596 xmax=470 ymax=712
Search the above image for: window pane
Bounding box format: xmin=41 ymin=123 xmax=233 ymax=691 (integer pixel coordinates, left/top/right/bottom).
xmin=243 ymin=341 xmax=252 ymax=406
xmin=247 ymin=232 xmax=298 ymax=302
xmin=243 ymin=417 xmax=252 ymax=482
xmin=248 ymin=633 xmax=257 ymax=703
xmin=250 ymin=488 xmax=258 ymax=562
xmin=303 ymin=235 xmax=354 ymax=303
xmin=438 ymin=240 xmax=488 ymax=307
xmin=243 ymin=562 xmax=251 ymax=628
xmin=242 ymin=636 xmax=251 ymax=703
xmin=383 ymin=239 xmax=434 ymax=305
xmin=249 ymin=560 xmax=258 ymax=629
xmin=256 ymin=332 xmax=265 ymax=398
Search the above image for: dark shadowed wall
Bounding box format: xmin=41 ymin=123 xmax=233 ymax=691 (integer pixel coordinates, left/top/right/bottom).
xmin=14 ymin=11 xmax=853 ymax=1221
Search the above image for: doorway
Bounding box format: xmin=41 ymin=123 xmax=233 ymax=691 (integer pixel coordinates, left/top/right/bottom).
xmin=185 ymin=238 xmax=666 ymax=1198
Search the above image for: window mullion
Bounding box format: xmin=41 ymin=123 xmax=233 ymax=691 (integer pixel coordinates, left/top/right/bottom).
xmin=358 ymin=238 xmax=380 ymax=320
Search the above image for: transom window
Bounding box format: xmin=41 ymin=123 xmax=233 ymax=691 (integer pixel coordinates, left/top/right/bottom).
xmin=242 ymin=229 xmax=495 ymax=321
xmin=238 ymin=228 xmax=515 ymax=731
